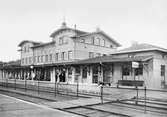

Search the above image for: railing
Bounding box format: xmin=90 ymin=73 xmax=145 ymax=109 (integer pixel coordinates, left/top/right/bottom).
xmin=0 ymin=78 xmax=148 ymax=112
xmin=0 ymin=78 xmax=80 ymax=97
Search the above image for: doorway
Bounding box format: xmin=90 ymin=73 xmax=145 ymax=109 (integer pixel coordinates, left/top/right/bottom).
xmin=103 ymin=64 xmax=113 ymax=84
xmin=59 ymin=70 xmax=66 ymax=82
xmin=92 ymin=66 xmax=98 ymax=83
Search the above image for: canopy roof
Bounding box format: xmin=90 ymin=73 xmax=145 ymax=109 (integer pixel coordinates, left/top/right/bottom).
xmin=73 ymin=55 xmax=153 ymax=65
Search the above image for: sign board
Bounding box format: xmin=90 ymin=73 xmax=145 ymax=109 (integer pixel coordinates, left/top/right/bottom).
xmin=132 ymin=62 xmax=139 ymax=68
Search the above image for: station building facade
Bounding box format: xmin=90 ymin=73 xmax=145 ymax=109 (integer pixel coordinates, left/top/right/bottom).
xmin=1 ymin=22 xmax=120 ymax=84
xmin=1 ymin=22 xmax=167 ymax=89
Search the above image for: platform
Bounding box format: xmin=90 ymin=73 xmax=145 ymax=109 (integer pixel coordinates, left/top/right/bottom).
xmin=0 ymin=94 xmax=81 ymax=117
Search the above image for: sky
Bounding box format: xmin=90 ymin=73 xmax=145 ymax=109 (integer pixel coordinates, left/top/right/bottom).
xmin=0 ymin=0 xmax=167 ymax=62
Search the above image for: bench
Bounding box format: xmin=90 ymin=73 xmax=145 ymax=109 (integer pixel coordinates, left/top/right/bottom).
xmin=118 ymin=80 xmax=144 ymax=87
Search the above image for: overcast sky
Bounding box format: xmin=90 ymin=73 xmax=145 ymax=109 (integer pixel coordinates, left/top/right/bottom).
xmin=0 ymin=0 xmax=167 ymax=62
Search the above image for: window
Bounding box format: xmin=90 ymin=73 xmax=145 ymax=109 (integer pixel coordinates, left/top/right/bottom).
xmin=29 ymin=57 xmax=32 ymax=64
xmin=68 ymin=67 xmax=72 ymax=76
xmin=128 ymin=54 xmax=135 ymax=58
xmin=63 ymin=37 xmax=68 ymax=44
xmin=135 ymin=65 xmax=143 ymax=75
xmin=55 ymin=53 xmax=59 ymax=61
xmin=161 ymin=65 xmax=165 ymax=76
xmin=37 ymin=56 xmax=40 ymax=63
xmin=122 ymin=66 xmax=130 ymax=76
xmin=82 ymin=67 xmax=87 ymax=78
xmin=100 ymin=39 xmax=105 ymax=46
xmin=27 ymin=46 xmax=29 ymax=52
xmin=91 ymin=36 xmax=94 ymax=44
xmin=94 ymin=37 xmax=100 ymax=45
xmin=33 ymin=56 xmax=36 ymax=63
xmin=59 ymin=37 xmax=63 ymax=45
xmin=22 ymin=58 xmax=24 ymax=64
xmin=162 ymin=54 xmax=165 ymax=59
xmin=35 ymin=56 xmax=38 ymax=63
xmin=24 ymin=47 xmax=26 ymax=52
xmin=68 ymin=51 xmax=72 ymax=60
xmin=45 ymin=55 xmax=48 ymax=62
xmin=89 ymin=52 xmax=94 ymax=58
xmin=25 ymin=58 xmax=28 ymax=64
xmin=49 ymin=54 xmax=52 ymax=62
xmin=59 ymin=36 xmax=68 ymax=45
xmin=68 ymin=67 xmax=73 ymax=81
xmin=61 ymin=52 xmax=65 ymax=60
xmin=41 ymin=55 xmax=43 ymax=62
xmin=75 ymin=66 xmax=80 ymax=75
xmin=96 ymin=53 xmax=101 ymax=57
xmin=92 ymin=66 xmax=98 ymax=83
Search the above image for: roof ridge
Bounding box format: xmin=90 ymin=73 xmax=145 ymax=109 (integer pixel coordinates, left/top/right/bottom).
xmin=50 ymin=27 xmax=88 ymax=38
xmin=113 ymin=43 xmax=167 ymax=54
xmin=18 ymin=40 xmax=43 ymax=47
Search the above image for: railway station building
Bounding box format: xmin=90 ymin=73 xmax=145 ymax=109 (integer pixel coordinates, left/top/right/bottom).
xmin=0 ymin=22 xmax=167 ymax=89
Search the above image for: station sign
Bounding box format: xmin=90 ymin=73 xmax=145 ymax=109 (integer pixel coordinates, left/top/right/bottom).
xmin=132 ymin=62 xmax=139 ymax=68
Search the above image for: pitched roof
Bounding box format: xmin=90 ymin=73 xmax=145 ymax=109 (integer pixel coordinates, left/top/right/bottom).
xmin=31 ymin=41 xmax=55 ymax=48
xmin=18 ymin=40 xmax=42 ymax=47
xmin=50 ymin=27 xmax=88 ymax=38
xmin=113 ymin=43 xmax=167 ymax=54
xmin=73 ymin=55 xmax=153 ymax=65
xmin=2 ymin=60 xmax=21 ymax=68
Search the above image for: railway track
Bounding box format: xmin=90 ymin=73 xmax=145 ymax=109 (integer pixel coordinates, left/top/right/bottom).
xmin=60 ymin=105 xmax=131 ymax=117
xmin=61 ymin=100 xmax=167 ymax=117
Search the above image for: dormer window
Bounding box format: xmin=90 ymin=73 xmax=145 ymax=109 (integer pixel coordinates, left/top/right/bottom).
xmin=59 ymin=36 xmax=68 ymax=45
xmin=64 ymin=37 xmax=68 ymax=44
xmin=100 ymin=39 xmax=105 ymax=46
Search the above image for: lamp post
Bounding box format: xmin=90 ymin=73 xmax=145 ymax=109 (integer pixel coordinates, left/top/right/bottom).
xmin=132 ymin=61 xmax=139 ymax=104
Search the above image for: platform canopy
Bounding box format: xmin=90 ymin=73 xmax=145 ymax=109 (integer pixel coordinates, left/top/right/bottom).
xmin=73 ymin=55 xmax=153 ymax=65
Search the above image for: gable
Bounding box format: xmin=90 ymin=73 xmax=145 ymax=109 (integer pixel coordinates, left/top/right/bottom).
xmin=75 ymin=33 xmax=120 ymax=48
xmin=53 ymin=29 xmax=76 ymax=41
xmin=94 ymin=33 xmax=119 ymax=48
xmin=20 ymin=42 xmax=34 ymax=53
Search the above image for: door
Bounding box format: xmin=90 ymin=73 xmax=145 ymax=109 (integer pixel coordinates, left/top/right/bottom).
xmin=103 ymin=65 xmax=113 ymax=83
xmin=92 ymin=66 xmax=98 ymax=83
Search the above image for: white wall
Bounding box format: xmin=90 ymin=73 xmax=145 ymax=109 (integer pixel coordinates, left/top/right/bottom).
xmin=75 ymin=42 xmax=116 ymax=60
